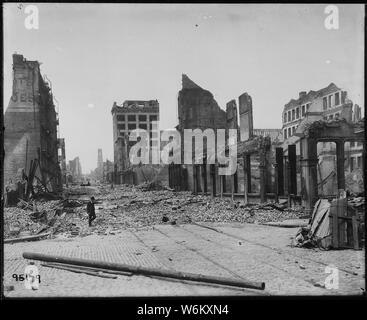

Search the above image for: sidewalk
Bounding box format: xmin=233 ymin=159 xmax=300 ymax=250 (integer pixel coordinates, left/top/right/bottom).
xmin=3 ymin=223 xmax=365 ymax=297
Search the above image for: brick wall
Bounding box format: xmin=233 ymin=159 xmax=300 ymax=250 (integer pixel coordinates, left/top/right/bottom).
xmin=4 ymin=54 xmax=61 ymax=192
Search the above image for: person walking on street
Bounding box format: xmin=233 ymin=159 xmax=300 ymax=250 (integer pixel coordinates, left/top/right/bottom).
xmin=87 ymin=196 xmax=96 ymax=227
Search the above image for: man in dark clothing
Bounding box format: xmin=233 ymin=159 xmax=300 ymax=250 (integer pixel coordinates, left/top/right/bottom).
xmin=87 ymin=196 xmax=96 ymax=227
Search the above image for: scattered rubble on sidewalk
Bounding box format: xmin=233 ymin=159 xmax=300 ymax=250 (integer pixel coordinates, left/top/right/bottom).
xmin=5 ymin=184 xmax=309 ymax=240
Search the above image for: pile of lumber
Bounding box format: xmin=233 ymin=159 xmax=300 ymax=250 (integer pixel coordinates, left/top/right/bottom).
xmin=294 ymin=197 xmax=363 ymax=250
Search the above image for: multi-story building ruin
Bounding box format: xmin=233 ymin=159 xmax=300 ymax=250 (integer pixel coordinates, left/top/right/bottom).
xmin=67 ymin=157 xmax=82 ymax=183
xmin=282 ymin=83 xmax=348 ymax=141
xmin=4 ymin=53 xmax=62 ymax=193
xmin=112 ymin=99 xmax=159 ymax=184
xmin=173 ymin=74 xmax=279 ymax=195
xmin=281 ymin=83 xmax=364 ymax=196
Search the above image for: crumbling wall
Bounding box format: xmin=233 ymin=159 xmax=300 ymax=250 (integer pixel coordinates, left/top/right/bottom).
xmin=238 ymin=93 xmax=254 ymax=141
xmin=178 ymin=74 xmax=226 ymax=131
xmin=177 ymin=75 xmax=227 ymax=192
xmin=4 ymin=54 xmax=42 ymax=186
xmin=38 ymin=75 xmax=61 ymax=192
xmin=4 ymin=54 xmax=62 ymax=194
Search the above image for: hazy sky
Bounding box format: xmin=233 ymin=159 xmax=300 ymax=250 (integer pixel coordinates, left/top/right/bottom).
xmin=3 ymin=3 xmax=364 ymax=172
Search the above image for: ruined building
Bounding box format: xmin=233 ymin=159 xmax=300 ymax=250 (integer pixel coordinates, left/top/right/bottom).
xmin=282 ymin=83 xmax=349 ymax=141
xmin=174 ymin=75 xmax=227 ymax=191
xmin=112 ymin=100 xmax=159 ymax=184
xmin=4 ymin=54 xmax=62 ymax=194
xmin=172 ymin=74 xmax=276 ymax=195
xmin=67 ymin=157 xmax=82 ymax=183
xmin=280 ymin=83 xmax=364 ymax=196
xmin=177 ymin=75 xmax=226 ymax=131
xmin=103 ymin=159 xmax=114 ymax=183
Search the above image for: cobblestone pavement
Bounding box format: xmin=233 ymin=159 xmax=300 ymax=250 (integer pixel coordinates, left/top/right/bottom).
xmin=3 ymin=223 xmax=365 ymax=297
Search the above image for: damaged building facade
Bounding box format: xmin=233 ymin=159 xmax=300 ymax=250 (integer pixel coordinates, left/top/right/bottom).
xmin=280 ymin=83 xmax=364 ymax=198
xmin=4 ymin=54 xmax=63 ymax=199
xmin=102 ymin=159 xmax=114 ymax=183
xmin=112 ymin=100 xmax=160 ymax=184
xmin=110 ymin=75 xmax=363 ymax=212
xmin=170 ymin=74 xmax=279 ymax=199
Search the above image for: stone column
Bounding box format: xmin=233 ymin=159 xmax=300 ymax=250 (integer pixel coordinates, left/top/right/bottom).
xmin=193 ymin=164 xmax=197 ymax=195
xmin=234 ymin=170 xmax=238 ymax=193
xmin=274 ymin=163 xmax=279 ymax=203
xmin=201 ymin=159 xmax=207 ymax=194
xmin=245 ymin=154 xmax=251 ymax=193
xmin=275 ymin=147 xmax=284 ymax=195
xmin=231 ymin=174 xmax=235 ymax=202
xmin=300 ymin=137 xmax=318 ymax=214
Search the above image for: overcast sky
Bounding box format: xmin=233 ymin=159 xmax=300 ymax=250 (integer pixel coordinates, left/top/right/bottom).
xmin=3 ymin=3 xmax=364 ymax=173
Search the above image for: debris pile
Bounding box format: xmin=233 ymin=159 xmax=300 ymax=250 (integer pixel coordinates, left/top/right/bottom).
xmin=4 ymin=198 xmax=86 ymax=239
xmin=293 ymin=197 xmax=365 ymax=249
xmin=136 ymin=181 xmax=173 ymax=192
xmin=5 ymin=184 xmax=306 ymax=240
xmin=293 ymin=199 xmax=331 ymax=249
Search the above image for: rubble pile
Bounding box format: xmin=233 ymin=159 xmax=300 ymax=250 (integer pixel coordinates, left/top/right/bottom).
xmin=4 ymin=184 xmax=307 ymax=239
xmin=135 ymin=181 xmax=173 ymax=192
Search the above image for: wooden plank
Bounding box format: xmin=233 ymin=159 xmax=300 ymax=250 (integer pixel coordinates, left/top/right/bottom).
xmin=231 ymin=174 xmax=235 ymax=203
xmin=220 ymin=175 xmax=223 ymax=199
xmin=210 ymin=164 xmax=216 ymax=198
xmin=352 ymin=216 xmax=359 ymax=250
xmin=193 ymin=165 xmax=197 ymax=195
xmin=337 ymin=199 xmax=344 ymax=246
xmin=243 ymin=155 xmax=248 ymax=205
xmin=4 ymin=232 xmax=51 ymax=244
xmin=332 ymin=214 xmax=339 ymax=248
xmin=330 ymin=201 xmax=339 ymax=248
xmin=41 ymin=263 xmax=118 ymax=279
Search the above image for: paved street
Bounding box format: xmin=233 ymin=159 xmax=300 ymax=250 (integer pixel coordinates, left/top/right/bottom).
xmin=4 ymin=222 xmax=365 ymax=297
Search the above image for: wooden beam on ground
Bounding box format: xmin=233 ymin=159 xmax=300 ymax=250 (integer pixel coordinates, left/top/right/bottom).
xmin=4 ymin=232 xmax=51 ymax=244
xmin=23 ymin=252 xmax=265 ymax=290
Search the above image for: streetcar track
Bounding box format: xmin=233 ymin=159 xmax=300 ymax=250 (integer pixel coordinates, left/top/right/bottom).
xmin=190 ymin=223 xmax=360 ymax=276
xmin=129 ymin=229 xmax=257 ymax=294
xmin=127 ymin=229 xmax=201 ymax=294
xmin=153 ymin=226 xmax=253 ymax=282
xmin=178 ymin=224 xmax=323 ymax=287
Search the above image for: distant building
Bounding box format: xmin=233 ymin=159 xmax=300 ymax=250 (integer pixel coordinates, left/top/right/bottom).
xmin=103 ymin=159 xmax=114 ymax=183
xmin=4 ymin=53 xmax=62 ymax=192
xmin=111 ymin=99 xmax=159 ymax=184
xmin=253 ymin=129 xmax=282 ymax=143
xmin=97 ymin=148 xmax=103 ymax=181
xmin=68 ymin=157 xmax=82 ymax=183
